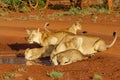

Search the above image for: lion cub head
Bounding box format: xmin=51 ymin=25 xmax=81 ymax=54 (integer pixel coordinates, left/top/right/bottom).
xmin=66 ymin=21 xmax=82 ymax=34
xmin=25 ymin=45 xmax=55 ymax=60
xmin=52 ymin=49 xmax=88 ymax=65
xmin=25 ymin=48 xmax=45 ymax=60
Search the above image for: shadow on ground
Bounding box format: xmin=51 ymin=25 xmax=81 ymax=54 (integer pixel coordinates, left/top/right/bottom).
xmin=8 ymin=43 xmax=42 ymax=51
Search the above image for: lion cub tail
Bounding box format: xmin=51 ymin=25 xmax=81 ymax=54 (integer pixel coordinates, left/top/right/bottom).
xmin=107 ymin=32 xmax=117 ymax=48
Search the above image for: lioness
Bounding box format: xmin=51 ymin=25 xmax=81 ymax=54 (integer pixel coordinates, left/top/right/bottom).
xmin=44 ymin=22 xmax=82 ymax=34
xmin=26 ymin=28 xmax=74 ymax=46
xmin=52 ymin=49 xmax=88 ymax=65
xmin=25 ymin=45 xmax=55 ymax=60
xmin=25 ymin=21 xmax=83 ymax=46
xmin=51 ymin=32 xmax=117 ymax=65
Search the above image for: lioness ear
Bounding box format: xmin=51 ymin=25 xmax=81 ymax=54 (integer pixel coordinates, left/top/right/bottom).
xmin=26 ymin=29 xmax=31 ymax=34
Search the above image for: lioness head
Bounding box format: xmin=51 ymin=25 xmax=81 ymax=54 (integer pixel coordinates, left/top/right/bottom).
xmin=26 ymin=28 xmax=42 ymax=44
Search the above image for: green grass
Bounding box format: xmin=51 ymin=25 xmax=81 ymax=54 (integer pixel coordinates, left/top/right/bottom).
xmin=92 ymin=74 xmax=103 ymax=80
xmin=0 ymin=11 xmax=9 ymax=16
xmin=0 ymin=0 xmax=45 ymax=12
xmin=1 ymin=0 xmax=30 ymax=12
xmin=3 ymin=72 xmax=15 ymax=80
xmin=3 ymin=17 xmax=13 ymax=21
xmin=28 ymin=15 xmax=40 ymax=20
xmin=92 ymin=14 xmax=98 ymax=22
xmin=16 ymin=17 xmax=28 ymax=21
xmin=47 ymin=71 xmax=63 ymax=79
xmin=53 ymin=7 xmax=110 ymax=17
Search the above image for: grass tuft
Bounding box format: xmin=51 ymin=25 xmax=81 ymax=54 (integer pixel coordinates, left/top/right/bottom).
xmin=92 ymin=74 xmax=103 ymax=80
xmin=47 ymin=71 xmax=63 ymax=79
xmin=3 ymin=72 xmax=15 ymax=80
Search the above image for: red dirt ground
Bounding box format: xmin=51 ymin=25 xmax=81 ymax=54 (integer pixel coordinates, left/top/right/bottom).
xmin=0 ymin=9 xmax=120 ymax=80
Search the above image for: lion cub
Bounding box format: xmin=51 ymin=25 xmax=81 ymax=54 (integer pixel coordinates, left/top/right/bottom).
xmin=25 ymin=48 xmax=46 ymax=60
xmin=25 ymin=45 xmax=55 ymax=60
xmin=44 ymin=22 xmax=82 ymax=34
xmin=52 ymin=49 xmax=88 ymax=65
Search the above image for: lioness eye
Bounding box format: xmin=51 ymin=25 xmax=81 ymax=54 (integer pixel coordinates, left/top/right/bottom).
xmin=65 ymin=61 xmax=69 ymax=63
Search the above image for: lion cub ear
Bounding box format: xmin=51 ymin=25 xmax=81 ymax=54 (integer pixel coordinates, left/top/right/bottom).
xmin=72 ymin=22 xmax=78 ymax=27
xmin=74 ymin=21 xmax=81 ymax=29
xmin=25 ymin=48 xmax=30 ymax=52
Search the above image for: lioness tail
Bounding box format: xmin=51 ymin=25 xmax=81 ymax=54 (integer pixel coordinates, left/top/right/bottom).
xmin=44 ymin=22 xmax=50 ymax=33
xmin=107 ymin=32 xmax=117 ymax=48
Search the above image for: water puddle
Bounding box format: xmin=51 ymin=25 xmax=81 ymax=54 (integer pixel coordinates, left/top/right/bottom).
xmin=0 ymin=57 xmax=26 ymax=64
xmin=0 ymin=57 xmax=52 ymax=66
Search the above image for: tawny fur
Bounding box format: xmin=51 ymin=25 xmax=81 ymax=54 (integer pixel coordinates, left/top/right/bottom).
xmin=26 ymin=28 xmax=74 ymax=46
xmin=51 ymin=32 xmax=117 ymax=65
xmin=26 ymin=60 xmax=41 ymax=66
xmin=25 ymin=26 xmax=117 ymax=65
xmin=44 ymin=22 xmax=82 ymax=34
xmin=52 ymin=49 xmax=88 ymax=65
xmin=25 ymin=22 xmax=82 ymax=46
xmin=25 ymin=45 xmax=55 ymax=60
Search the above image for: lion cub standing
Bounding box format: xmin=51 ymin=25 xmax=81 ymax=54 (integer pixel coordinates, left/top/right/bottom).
xmin=44 ymin=22 xmax=82 ymax=34
xmin=52 ymin=49 xmax=88 ymax=65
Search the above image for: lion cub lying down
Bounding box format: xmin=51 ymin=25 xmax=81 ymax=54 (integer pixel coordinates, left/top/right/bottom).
xmin=52 ymin=49 xmax=88 ymax=65
xmin=25 ymin=45 xmax=55 ymax=60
